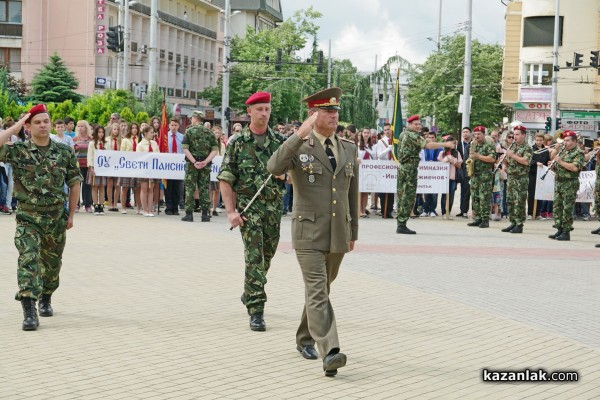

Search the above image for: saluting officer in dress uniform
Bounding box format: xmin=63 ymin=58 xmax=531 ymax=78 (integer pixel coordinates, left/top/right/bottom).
xmin=0 ymin=105 xmax=82 ymax=331
xmin=217 ymin=92 xmax=286 ymax=332
xmin=268 ymin=87 xmax=358 ymax=377
xmin=501 ymin=125 xmax=533 ymax=233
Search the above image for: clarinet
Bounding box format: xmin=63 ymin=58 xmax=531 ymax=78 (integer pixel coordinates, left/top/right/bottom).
xmin=540 ymin=145 xmax=566 ymax=181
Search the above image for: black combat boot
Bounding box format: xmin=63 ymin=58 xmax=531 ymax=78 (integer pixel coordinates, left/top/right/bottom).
xmin=591 ymin=226 xmax=600 ymax=234
xmin=548 ymin=229 xmax=562 ymax=239
xmin=249 ymin=313 xmax=266 ymax=331
xmin=556 ymin=231 xmax=570 ymax=241
xmin=39 ymin=294 xmax=53 ymax=317
xmin=478 ymin=220 xmax=489 ymax=228
xmin=21 ymin=297 xmax=39 ymax=331
xmin=501 ymin=223 xmax=516 ymax=232
xmin=201 ymin=209 xmax=211 ymax=222
xmin=510 ymin=224 xmax=523 ymax=234
xmin=467 ymin=219 xmax=482 ymax=227
xmin=181 ymin=212 xmax=193 ymax=222
xmin=396 ymin=223 xmax=416 ymax=234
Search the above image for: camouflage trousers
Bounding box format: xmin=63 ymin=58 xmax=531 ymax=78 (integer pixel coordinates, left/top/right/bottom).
xmin=595 ymin=173 xmax=600 ymax=220
xmin=553 ymin=178 xmax=579 ymax=232
xmin=239 ymin=198 xmax=283 ymax=315
xmin=14 ymin=209 xmax=67 ymax=301
xmin=184 ymin=163 xmax=210 ymax=213
xmin=471 ymin=173 xmax=493 ymax=221
xmin=396 ymin=163 xmax=418 ymax=224
xmin=507 ymin=174 xmax=528 ymax=225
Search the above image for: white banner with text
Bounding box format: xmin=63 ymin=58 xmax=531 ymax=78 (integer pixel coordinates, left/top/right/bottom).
xmin=358 ymin=160 xmax=450 ymax=194
xmin=94 ymin=150 xmax=223 ymax=181
xmin=534 ymin=166 xmax=595 ymax=203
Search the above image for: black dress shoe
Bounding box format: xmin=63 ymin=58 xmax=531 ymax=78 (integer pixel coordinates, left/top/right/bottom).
xmin=501 ymin=223 xmax=516 ymax=232
xmin=249 ymin=313 xmax=266 ymax=331
xmin=510 ymin=224 xmax=523 ymax=234
xmin=595 ymin=244 xmax=600 ymax=248
xmin=467 ymin=219 xmax=482 ymax=227
xmin=556 ymin=231 xmax=570 ymax=241
xmin=456 ymin=212 xmax=464 ymax=217
xmin=323 ymin=352 xmax=347 ymax=377
xmin=478 ymin=220 xmax=489 ymax=228
xmin=396 ymin=224 xmax=416 ymax=234
xmin=165 ymin=210 xmax=174 ymax=215
xmin=548 ymin=230 xmax=562 ymax=239
xmin=296 ymin=345 xmax=319 ymax=360
xmin=591 ymin=227 xmax=600 ymax=234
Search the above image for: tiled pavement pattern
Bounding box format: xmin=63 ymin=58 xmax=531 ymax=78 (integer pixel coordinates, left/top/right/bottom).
xmin=0 ymin=209 xmax=598 ymax=399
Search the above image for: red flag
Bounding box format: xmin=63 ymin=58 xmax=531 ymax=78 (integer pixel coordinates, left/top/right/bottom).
xmin=158 ymin=101 xmax=169 ymax=153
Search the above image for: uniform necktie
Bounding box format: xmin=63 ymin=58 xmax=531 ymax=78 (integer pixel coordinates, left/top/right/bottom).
xmin=171 ymin=133 xmax=177 ymax=153
xmin=99 ymin=142 xmax=103 ymax=150
xmin=113 ymin=138 xmax=117 ymax=150
xmin=148 ymin=141 xmax=153 ymax=152
xmin=133 ymin=137 xmax=137 ymax=151
xmin=324 ymin=138 xmax=337 ymax=171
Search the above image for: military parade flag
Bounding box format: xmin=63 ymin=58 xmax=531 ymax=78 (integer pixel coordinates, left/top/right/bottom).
xmin=158 ymin=100 xmax=169 ymax=153
xmin=391 ymin=68 xmax=402 ymax=162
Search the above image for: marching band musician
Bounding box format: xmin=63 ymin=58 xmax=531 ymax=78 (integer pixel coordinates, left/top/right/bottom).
xmin=501 ymin=125 xmax=533 ymax=234
xmin=548 ymin=130 xmax=584 ymax=241
xmin=466 ymin=126 xmax=496 ymax=228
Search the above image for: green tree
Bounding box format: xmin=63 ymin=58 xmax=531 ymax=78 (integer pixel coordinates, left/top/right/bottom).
xmin=143 ymin=85 xmax=164 ymax=118
xmin=30 ymin=54 xmax=81 ymax=103
xmin=120 ymin=107 xmax=136 ymax=123
xmin=76 ymin=89 xmax=139 ymax=125
xmin=406 ymin=35 xmax=509 ymax=133
xmin=135 ymin=111 xmax=150 ymax=124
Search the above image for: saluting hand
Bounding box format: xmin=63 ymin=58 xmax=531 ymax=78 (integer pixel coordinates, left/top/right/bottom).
xmin=297 ymin=112 xmax=319 ymax=139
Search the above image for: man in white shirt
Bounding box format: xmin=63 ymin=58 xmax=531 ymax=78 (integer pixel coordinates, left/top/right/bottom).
xmin=50 ymin=120 xmax=75 ymax=148
xmin=165 ymin=119 xmax=185 ymax=215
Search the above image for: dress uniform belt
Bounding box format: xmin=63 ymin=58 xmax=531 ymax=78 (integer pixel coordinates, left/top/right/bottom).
xmin=18 ymin=203 xmax=64 ymax=212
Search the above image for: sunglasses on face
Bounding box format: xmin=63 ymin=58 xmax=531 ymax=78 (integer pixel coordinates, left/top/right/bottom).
xmin=508 ymin=136 xmax=514 ymax=139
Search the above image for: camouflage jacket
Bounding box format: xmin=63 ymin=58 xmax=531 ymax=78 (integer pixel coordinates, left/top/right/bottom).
xmin=555 ymin=147 xmax=584 ymax=181
xmin=471 ymin=139 xmax=496 ymax=176
xmin=182 ymin=124 xmax=218 ymax=162
xmin=0 ymin=140 xmax=82 ymax=207
xmin=506 ymin=142 xmax=533 ymax=177
xmin=218 ymin=127 xmax=286 ymax=203
xmin=396 ymin=129 xmax=426 ymax=165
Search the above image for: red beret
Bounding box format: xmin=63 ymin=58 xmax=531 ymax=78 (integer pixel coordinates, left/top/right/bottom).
xmin=513 ymin=125 xmax=526 ymax=133
xmin=562 ymin=130 xmax=577 ymax=138
xmin=27 ymin=104 xmax=49 ymax=122
xmin=406 ymin=115 xmax=420 ymax=123
xmin=245 ymin=92 xmax=271 ymax=106
xmin=473 ymin=125 xmax=486 ymax=133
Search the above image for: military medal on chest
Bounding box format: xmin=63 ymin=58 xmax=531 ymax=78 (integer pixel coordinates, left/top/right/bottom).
xmin=308 ymin=174 xmax=315 ymax=183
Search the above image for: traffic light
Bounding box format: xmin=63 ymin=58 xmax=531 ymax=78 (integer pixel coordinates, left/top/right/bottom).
xmin=555 ymin=118 xmax=561 ymax=130
xmin=573 ymin=52 xmax=583 ymax=71
xmin=317 ymin=50 xmax=324 ymax=73
xmin=545 ymin=117 xmax=551 ymax=132
xmin=378 ymin=94 xmax=384 ymax=102
xmin=591 ymin=51 xmax=599 ymax=68
xmin=107 ymin=26 xmax=121 ymax=53
xmin=275 ymin=49 xmax=282 ymax=72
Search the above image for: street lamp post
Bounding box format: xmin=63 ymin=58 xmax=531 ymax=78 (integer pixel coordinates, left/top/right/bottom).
xmin=221 ymin=0 xmax=231 ymax=134
xmin=148 ymin=0 xmax=158 ymax=88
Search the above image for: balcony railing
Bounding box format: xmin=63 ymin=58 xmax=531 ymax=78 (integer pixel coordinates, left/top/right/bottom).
xmin=0 ymin=23 xmax=22 ymax=37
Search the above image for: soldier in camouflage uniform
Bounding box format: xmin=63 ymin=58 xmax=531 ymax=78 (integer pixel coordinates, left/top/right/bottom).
xmin=396 ymin=115 xmax=454 ymax=234
xmin=548 ymin=130 xmax=584 ymax=241
xmin=181 ymin=110 xmax=219 ymax=222
xmin=0 ymin=104 xmax=82 ymax=331
xmin=592 ymin=148 xmax=600 ymax=238
xmin=501 ymin=125 xmax=533 ymax=233
xmin=466 ymin=126 xmax=496 ymax=228
xmin=218 ymin=92 xmax=286 ymax=332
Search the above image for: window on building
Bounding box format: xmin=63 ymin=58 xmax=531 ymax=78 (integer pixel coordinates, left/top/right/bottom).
xmin=131 ymin=42 xmax=138 ymax=52
xmin=191 ymin=57 xmax=195 ymax=67
xmin=523 ymin=63 xmax=553 ymax=86
xmin=0 ymin=1 xmax=22 ymax=23
xmin=184 ymin=56 xmax=188 ymax=65
xmin=176 ymin=53 xmax=181 ymax=63
xmin=523 ymin=16 xmax=563 ymax=47
xmin=218 ymin=48 xmax=223 ymax=64
xmin=175 ymin=88 xmax=182 ymax=97
xmin=0 ymin=47 xmax=20 ymax=72
xmin=160 ymin=49 xmax=165 ymax=59
xmin=168 ymin=51 xmax=173 ymax=61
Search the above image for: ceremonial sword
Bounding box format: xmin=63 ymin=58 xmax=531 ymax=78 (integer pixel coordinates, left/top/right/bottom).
xmin=229 ymin=174 xmax=273 ymax=231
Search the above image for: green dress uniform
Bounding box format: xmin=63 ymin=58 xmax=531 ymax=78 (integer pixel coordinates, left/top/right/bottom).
xmin=181 ymin=124 xmax=218 ymax=214
xmin=0 ymin=140 xmax=82 ymax=301
xmin=217 ymin=127 xmax=286 ymax=315
xmin=506 ymin=142 xmax=533 ymax=226
xmin=470 ymin=140 xmax=496 ymax=222
xmin=553 ymin=147 xmax=584 ymax=233
xmin=395 ymin=128 xmax=426 ymax=224
xmin=267 ymin=131 xmax=359 ymax=363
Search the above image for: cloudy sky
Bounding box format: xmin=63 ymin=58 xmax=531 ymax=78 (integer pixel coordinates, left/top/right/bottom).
xmin=282 ymin=0 xmax=508 ymax=72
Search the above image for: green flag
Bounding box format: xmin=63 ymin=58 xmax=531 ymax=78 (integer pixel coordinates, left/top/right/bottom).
xmin=391 ymin=69 xmax=402 ymax=161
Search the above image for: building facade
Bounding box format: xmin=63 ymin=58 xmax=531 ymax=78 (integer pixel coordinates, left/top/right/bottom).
xmin=19 ymin=0 xmax=223 ymax=108
xmin=213 ymin=0 xmax=282 ymax=38
xmin=501 ymin=0 xmax=600 ymax=137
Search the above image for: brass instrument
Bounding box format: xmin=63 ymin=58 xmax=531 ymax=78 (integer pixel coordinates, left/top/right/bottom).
xmin=466 ymin=145 xmax=475 ymax=177
xmin=533 ymin=138 xmax=564 ymax=154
